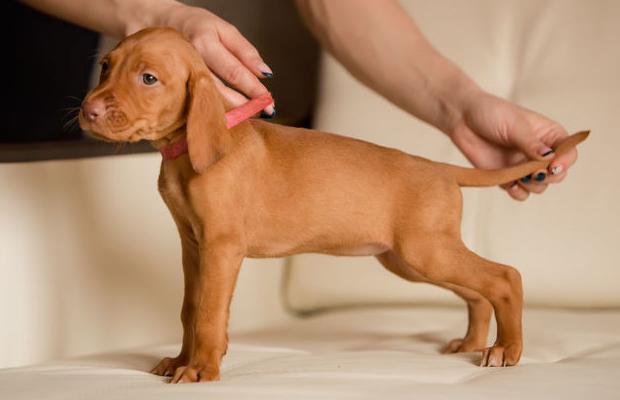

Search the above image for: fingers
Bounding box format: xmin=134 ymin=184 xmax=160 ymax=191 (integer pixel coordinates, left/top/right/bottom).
xmin=505 ymin=118 xmax=581 ymax=201
xmin=545 ymin=167 xmax=568 ymax=184
xmin=505 ymin=182 xmax=530 ymax=201
xmin=198 ymin=39 xmax=265 ymax=97
xmin=163 ymin=4 xmax=275 ymax=114
xmin=502 ymin=169 xmax=550 ymax=200
xmin=546 ymin=148 xmax=576 ymax=184
xmin=211 ymin=73 xmax=276 ymax=117
xmin=210 ymin=73 xmax=249 ymax=107
xmin=506 ymin=181 xmax=546 ymax=200
xmin=192 ymin=33 xmax=275 ymax=114
xmin=520 ymin=179 xmax=548 ymax=194
xmin=534 ymin=122 xmax=581 ymax=179
xmin=508 ymin=116 xmax=555 ymax=161
xmin=217 ymin=24 xmax=273 ymax=78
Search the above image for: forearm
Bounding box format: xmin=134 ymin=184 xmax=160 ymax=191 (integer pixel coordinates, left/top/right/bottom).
xmin=295 ymin=0 xmax=480 ymax=135
xmin=20 ymin=0 xmax=177 ymax=37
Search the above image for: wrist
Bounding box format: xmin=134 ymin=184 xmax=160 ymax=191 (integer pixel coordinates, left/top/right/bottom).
xmin=434 ymin=69 xmax=482 ymax=138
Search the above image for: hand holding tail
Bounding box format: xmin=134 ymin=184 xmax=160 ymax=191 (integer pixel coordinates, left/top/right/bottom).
xmin=442 ymin=130 xmax=590 ymax=188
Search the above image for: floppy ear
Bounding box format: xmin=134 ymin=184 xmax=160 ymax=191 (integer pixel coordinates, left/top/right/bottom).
xmin=185 ymin=71 xmax=231 ymax=173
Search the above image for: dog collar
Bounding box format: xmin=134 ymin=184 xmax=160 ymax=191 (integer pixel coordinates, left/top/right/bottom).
xmin=160 ymin=92 xmax=273 ymax=161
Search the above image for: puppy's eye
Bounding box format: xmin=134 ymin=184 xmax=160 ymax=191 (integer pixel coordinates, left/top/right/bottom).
xmin=142 ymin=73 xmax=158 ymax=85
xmin=99 ymin=61 xmax=109 ymax=79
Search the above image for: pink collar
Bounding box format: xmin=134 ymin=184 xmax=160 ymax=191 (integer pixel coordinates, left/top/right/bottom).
xmin=160 ymin=92 xmax=273 ymax=161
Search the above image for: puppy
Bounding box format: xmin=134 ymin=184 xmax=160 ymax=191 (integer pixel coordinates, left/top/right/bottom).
xmin=79 ymin=27 xmax=588 ymax=383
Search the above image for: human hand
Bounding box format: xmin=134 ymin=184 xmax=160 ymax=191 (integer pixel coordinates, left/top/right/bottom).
xmin=449 ymin=91 xmax=577 ymax=201
xmin=148 ymin=1 xmax=275 ymax=115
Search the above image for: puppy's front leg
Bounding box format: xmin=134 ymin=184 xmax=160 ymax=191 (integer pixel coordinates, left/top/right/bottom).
xmin=151 ymin=234 xmax=199 ymax=377
xmin=170 ymin=241 xmax=243 ymax=383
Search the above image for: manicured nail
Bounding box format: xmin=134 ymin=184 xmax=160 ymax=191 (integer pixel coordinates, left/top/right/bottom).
xmin=257 ymin=63 xmax=273 ymax=78
xmin=535 ymin=172 xmax=547 ymax=182
xmin=542 ymin=149 xmax=554 ymax=157
xmin=521 ymin=175 xmax=532 ymax=183
xmin=260 ymin=106 xmax=276 ymax=119
xmin=550 ymin=165 xmax=563 ymax=176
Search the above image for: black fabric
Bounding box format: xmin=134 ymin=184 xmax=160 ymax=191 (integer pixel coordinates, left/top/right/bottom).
xmin=4 ymin=1 xmax=99 ymax=143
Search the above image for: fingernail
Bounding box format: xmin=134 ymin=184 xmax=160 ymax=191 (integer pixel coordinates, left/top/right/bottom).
xmin=550 ymin=165 xmax=563 ymax=175
xmin=535 ymin=172 xmax=546 ymax=182
xmin=541 ymin=149 xmax=554 ymax=157
xmin=521 ymin=175 xmax=532 ymax=183
xmin=258 ymin=63 xmax=273 ymax=78
xmin=260 ymin=106 xmax=276 ymax=119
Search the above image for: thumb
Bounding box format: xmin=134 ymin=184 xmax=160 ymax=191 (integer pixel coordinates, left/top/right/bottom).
xmin=509 ymin=118 xmax=554 ymax=161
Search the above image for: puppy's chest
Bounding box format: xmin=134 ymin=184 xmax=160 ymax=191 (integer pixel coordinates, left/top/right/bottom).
xmin=158 ymin=169 xmax=194 ymax=221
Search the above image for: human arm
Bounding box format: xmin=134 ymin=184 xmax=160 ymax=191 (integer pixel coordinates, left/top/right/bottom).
xmin=295 ymin=0 xmax=576 ymax=200
xmin=21 ymin=0 xmax=275 ymax=114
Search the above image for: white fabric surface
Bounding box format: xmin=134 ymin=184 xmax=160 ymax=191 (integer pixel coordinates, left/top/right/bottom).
xmin=286 ymin=0 xmax=620 ymax=312
xmin=1 ymin=307 xmax=618 ymax=399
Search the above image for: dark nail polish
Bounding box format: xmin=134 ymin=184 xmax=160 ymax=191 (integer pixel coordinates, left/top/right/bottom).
xmin=260 ymin=107 xmax=276 ymax=119
xmin=542 ymin=149 xmax=554 ymax=157
xmin=521 ymin=175 xmax=532 ymax=183
xmin=535 ymin=172 xmax=546 ymax=182
xmin=261 ymin=71 xmax=273 ymax=78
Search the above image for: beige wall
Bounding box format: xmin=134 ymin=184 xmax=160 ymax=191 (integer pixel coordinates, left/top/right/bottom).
xmin=0 ymin=155 xmax=290 ymax=368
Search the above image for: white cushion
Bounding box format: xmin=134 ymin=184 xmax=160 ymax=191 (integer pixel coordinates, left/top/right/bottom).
xmin=285 ymin=0 xmax=620 ymax=312
xmin=1 ymin=307 xmax=618 ymax=399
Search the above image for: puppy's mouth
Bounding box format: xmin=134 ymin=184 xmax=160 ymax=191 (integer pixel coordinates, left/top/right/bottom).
xmin=83 ymin=129 xmax=116 ymax=143
xmin=79 ymin=111 xmax=149 ymax=143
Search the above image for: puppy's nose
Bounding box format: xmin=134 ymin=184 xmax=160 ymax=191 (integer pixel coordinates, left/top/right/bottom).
xmin=81 ymin=99 xmax=105 ymax=122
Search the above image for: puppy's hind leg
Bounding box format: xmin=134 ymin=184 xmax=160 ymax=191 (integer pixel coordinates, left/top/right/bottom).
xmin=441 ymin=284 xmax=492 ymax=354
xmin=376 ymin=251 xmax=492 ymax=354
xmin=393 ymin=236 xmax=523 ymax=367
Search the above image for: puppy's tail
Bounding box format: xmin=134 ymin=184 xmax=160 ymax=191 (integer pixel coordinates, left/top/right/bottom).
xmin=440 ymin=130 xmax=590 ymax=187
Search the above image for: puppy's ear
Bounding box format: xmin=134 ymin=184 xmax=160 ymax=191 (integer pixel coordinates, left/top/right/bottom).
xmin=186 ymin=71 xmax=230 ymax=173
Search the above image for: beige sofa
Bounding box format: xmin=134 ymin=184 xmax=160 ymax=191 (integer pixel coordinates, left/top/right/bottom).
xmin=1 ymin=0 xmax=619 ymax=398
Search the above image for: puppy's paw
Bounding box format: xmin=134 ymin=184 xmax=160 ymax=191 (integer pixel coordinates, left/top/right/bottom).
xmin=479 ymin=343 xmax=522 ymax=367
xmin=442 ymin=337 xmax=485 ymax=354
xmin=170 ymin=364 xmax=220 ymax=383
xmin=151 ymin=355 xmax=188 ymax=377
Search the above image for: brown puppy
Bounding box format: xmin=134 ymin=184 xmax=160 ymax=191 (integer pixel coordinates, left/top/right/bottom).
xmin=80 ymin=27 xmax=588 ymax=383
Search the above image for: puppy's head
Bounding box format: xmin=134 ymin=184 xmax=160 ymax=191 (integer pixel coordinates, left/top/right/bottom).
xmin=80 ymin=27 xmax=229 ymax=172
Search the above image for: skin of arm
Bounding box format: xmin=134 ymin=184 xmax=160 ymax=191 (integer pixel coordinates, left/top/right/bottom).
xmin=20 ymin=0 xmax=165 ymax=37
xmin=294 ymin=0 xmax=476 ymax=135
xmin=295 ymin=0 xmax=578 ymax=201
xmin=21 ymin=0 xmax=275 ymax=114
